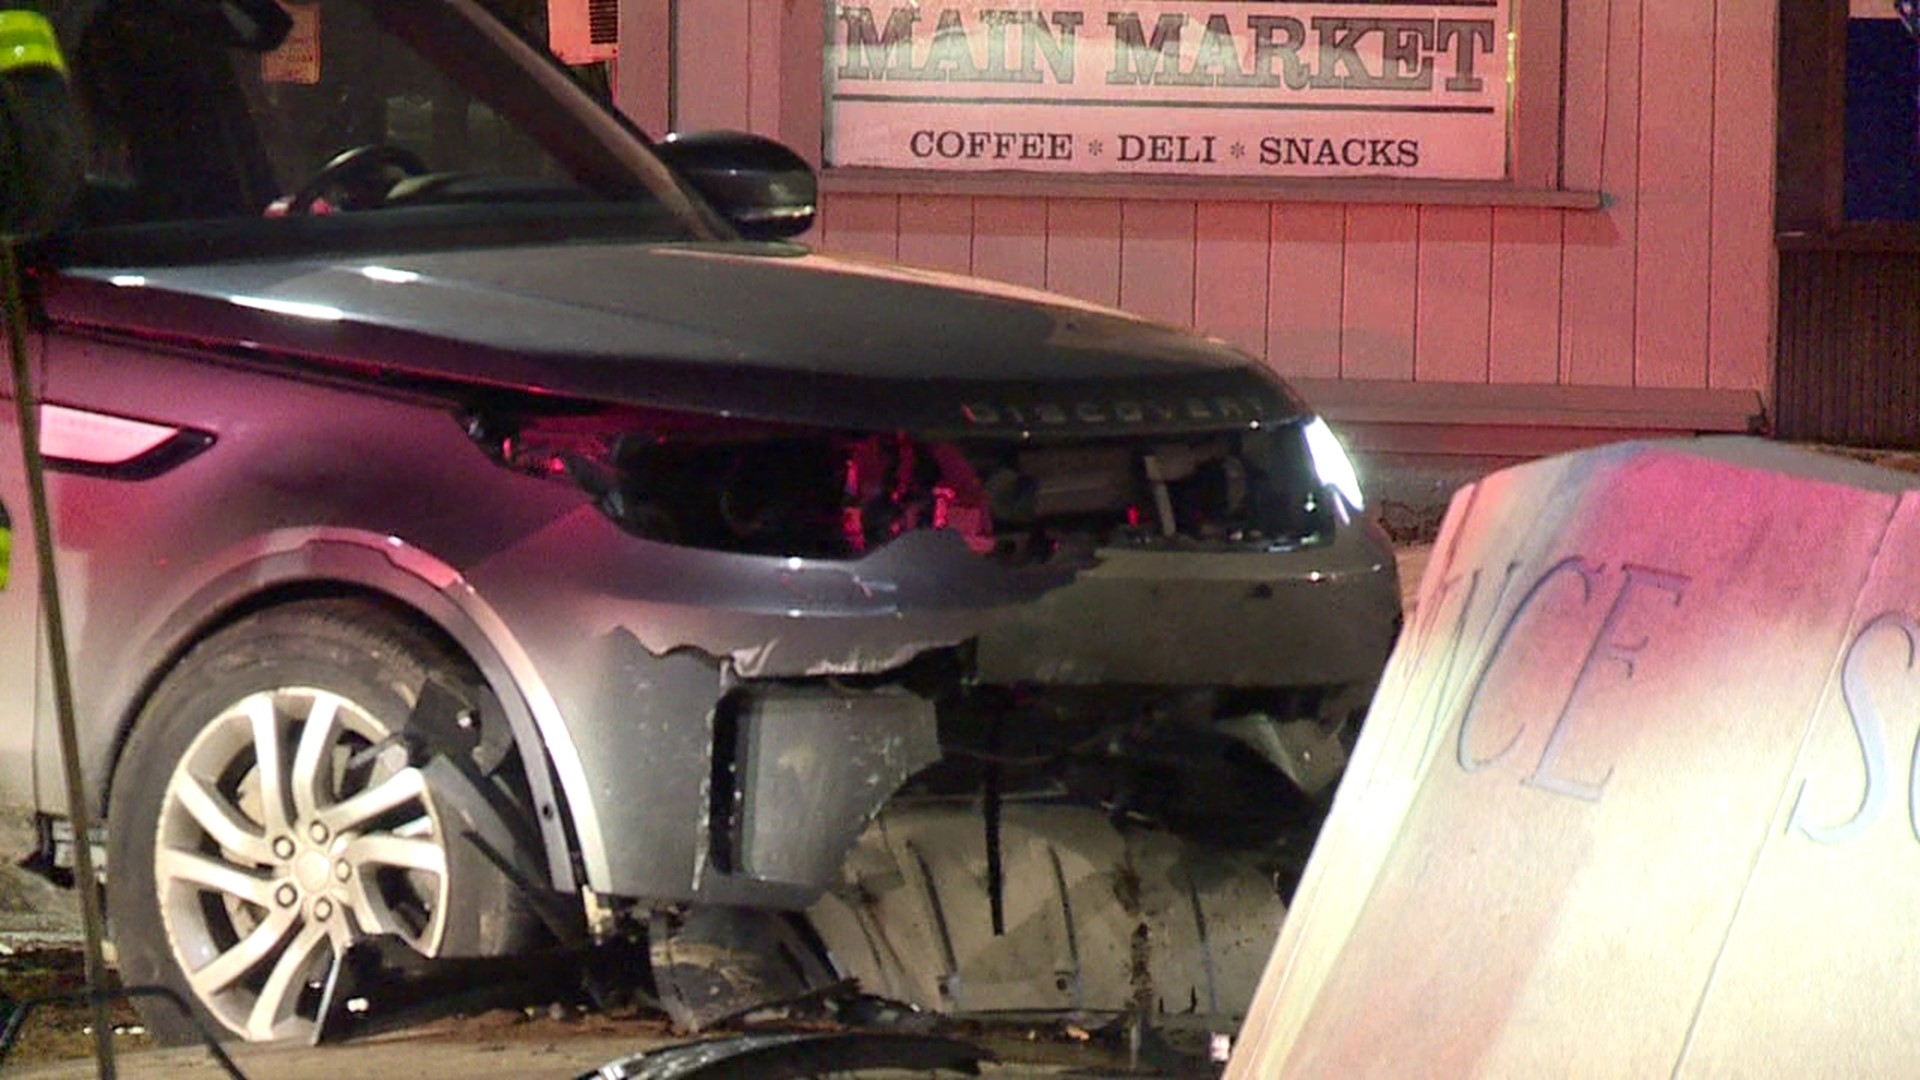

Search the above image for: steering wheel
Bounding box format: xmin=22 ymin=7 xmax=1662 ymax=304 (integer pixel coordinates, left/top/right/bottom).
xmin=284 ymin=143 xmax=429 ymax=214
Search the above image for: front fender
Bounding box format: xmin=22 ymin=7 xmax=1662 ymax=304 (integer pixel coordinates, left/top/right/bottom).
xmin=61 ymin=528 xmax=587 ymax=894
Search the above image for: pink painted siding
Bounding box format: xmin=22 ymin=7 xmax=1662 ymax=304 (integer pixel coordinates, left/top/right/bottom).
xmin=745 ymin=2 xmax=782 ymax=135
xmin=1488 ymin=209 xmax=1566 ymax=385
xmin=1561 ymin=0 xmax=1644 ymax=388
xmin=817 ymin=194 xmax=899 ymax=263
xmin=1119 ymin=202 xmax=1198 ymax=329
xmin=896 ymin=196 xmax=972 ymax=275
xmin=1341 ymin=207 xmax=1419 ymax=382
xmin=651 ymin=0 xmax=1778 ymax=396
xmin=669 ymin=4 xmax=748 ymax=133
xmin=1193 ymin=203 xmax=1271 ymax=357
xmin=1634 ymin=0 xmax=1717 ymax=389
xmin=1415 ymin=207 xmax=1494 ymax=384
xmin=970 ymin=198 xmax=1047 ymax=289
xmin=1266 ymin=205 xmax=1345 ymax=380
xmin=1710 ymin=0 xmax=1780 ymax=394
xmin=1045 ymin=200 xmax=1122 ymax=309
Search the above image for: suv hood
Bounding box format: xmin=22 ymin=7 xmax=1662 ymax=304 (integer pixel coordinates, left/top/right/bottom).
xmin=45 ymin=241 xmax=1305 ymax=435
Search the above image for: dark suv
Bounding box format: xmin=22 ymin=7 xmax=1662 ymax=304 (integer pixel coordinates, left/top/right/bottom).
xmin=1 ymin=0 xmax=1400 ymax=1042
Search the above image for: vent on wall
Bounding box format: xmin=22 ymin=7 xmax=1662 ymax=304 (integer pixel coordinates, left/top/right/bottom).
xmin=549 ymin=0 xmax=618 ymax=64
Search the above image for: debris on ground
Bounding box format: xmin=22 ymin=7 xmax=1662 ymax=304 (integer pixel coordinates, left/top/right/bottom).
xmin=1374 ymin=499 xmax=1448 ymax=545
xmin=0 ymin=945 xmax=151 ymax=1067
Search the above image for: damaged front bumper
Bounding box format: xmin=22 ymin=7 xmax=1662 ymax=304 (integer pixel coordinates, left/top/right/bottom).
xmin=462 ymin=502 xmax=1400 ymax=909
xmin=974 ymin=518 xmax=1400 ymax=689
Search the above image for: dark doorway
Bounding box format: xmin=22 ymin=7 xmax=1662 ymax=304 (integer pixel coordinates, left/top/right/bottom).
xmin=1775 ymin=0 xmax=1920 ymax=446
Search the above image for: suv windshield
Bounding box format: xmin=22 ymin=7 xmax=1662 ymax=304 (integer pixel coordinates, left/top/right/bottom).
xmin=58 ymin=0 xmax=713 ymax=259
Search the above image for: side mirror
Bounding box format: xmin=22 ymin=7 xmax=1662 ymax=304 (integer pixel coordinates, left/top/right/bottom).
xmin=655 ymin=131 xmax=816 ymax=241
xmin=0 ymin=10 xmax=83 ymax=239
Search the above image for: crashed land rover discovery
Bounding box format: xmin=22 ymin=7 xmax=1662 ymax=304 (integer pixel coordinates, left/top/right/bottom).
xmin=0 ymin=0 xmax=1401 ymax=1043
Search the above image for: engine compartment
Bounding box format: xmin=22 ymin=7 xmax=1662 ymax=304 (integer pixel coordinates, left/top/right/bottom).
xmin=468 ymin=402 xmax=1339 ymax=565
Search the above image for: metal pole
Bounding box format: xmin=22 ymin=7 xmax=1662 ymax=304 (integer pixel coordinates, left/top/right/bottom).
xmin=0 ymin=237 xmax=117 ymax=1078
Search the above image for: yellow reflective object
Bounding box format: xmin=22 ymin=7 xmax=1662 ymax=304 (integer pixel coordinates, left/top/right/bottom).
xmin=0 ymin=10 xmax=65 ymax=78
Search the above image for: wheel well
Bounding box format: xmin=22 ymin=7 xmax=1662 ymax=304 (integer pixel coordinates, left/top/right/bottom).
xmin=103 ymin=581 xmax=575 ymax=889
xmin=100 ymin=586 xmax=574 ymax=1041
xmin=107 ymin=583 xmax=399 ymax=809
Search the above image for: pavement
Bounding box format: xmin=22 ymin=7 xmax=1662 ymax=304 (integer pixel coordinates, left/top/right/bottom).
xmin=9 ymin=1030 xmax=675 ymax=1079
xmin=0 ymin=862 xmax=79 ymax=947
xmin=4 ymin=1003 xmax=1162 ymax=1079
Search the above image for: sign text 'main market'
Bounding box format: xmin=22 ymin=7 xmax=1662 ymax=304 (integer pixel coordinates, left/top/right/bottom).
xmin=833 ymin=6 xmax=1499 ymax=94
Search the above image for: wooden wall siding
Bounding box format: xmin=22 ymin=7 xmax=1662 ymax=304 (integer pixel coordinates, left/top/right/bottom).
xmin=745 ymin=0 xmax=783 ymax=135
xmin=669 ymin=3 xmax=749 ymax=132
xmin=1777 ymin=252 xmax=1920 ymax=446
xmin=1340 ymin=206 xmax=1420 ymax=381
xmin=1044 ymin=200 xmax=1123 ymax=308
xmin=657 ymin=0 xmax=1778 ymax=397
xmin=816 ymin=193 xmax=898 ymax=263
xmin=1119 ymin=202 xmax=1199 ymax=330
xmin=1488 ymin=208 xmax=1565 ymax=384
xmin=1710 ymin=0 xmax=1781 ymax=394
xmin=1634 ymin=0 xmax=1716 ymax=389
xmin=970 ymin=197 xmax=1047 ymax=290
xmin=896 ymin=196 xmax=972 ymax=275
xmin=614 ymin=1 xmax=670 ymax=135
xmin=1559 ymin=0 xmax=1642 ymax=388
xmin=1415 ymin=207 xmax=1494 ymax=384
xmin=1193 ymin=203 xmax=1272 ymax=358
xmin=1560 ymin=0 xmax=1611 ymax=193
xmin=1266 ymin=205 xmax=1346 ymax=380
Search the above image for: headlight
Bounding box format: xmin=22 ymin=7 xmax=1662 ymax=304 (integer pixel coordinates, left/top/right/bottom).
xmin=1302 ymin=416 xmax=1365 ymax=511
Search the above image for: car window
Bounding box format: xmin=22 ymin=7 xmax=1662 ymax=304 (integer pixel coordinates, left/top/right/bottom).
xmin=245 ymin=2 xmax=571 ymax=199
xmin=58 ymin=0 xmax=710 ymax=251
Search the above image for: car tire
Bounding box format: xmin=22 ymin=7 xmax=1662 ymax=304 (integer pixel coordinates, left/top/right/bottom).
xmin=106 ymin=599 xmax=545 ymax=1043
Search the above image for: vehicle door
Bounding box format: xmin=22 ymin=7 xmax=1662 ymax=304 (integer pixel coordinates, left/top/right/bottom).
xmin=0 ymin=313 xmax=41 ymax=853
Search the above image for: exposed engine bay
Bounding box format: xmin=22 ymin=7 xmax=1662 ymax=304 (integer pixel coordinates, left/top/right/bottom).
xmin=469 ymin=402 xmax=1339 ymax=566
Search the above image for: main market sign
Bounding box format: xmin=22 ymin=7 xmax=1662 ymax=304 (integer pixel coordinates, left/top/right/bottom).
xmin=824 ymin=1 xmax=1513 ymax=180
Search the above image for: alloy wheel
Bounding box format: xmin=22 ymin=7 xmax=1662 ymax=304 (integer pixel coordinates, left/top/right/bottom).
xmin=152 ymin=686 xmax=449 ymax=1041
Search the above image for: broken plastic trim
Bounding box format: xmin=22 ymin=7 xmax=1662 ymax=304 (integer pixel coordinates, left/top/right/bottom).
xmin=645 ymin=907 xmax=843 ymax=1033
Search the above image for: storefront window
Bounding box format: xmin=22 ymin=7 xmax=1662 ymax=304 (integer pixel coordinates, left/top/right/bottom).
xmin=1844 ymin=3 xmax=1920 ymax=221
xmin=822 ymin=1 xmax=1516 ymax=181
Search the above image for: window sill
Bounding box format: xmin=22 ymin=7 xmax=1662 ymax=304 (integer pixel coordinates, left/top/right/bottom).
xmin=821 ymin=168 xmax=1605 ymax=210
xmin=1290 ymin=379 xmax=1767 ymax=460
xmin=1291 ymin=379 xmax=1765 ymax=433
xmin=1778 ymin=224 xmax=1920 ymax=253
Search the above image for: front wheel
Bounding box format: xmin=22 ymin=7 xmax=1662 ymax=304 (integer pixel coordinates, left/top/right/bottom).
xmin=107 ymin=600 xmax=544 ymax=1043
